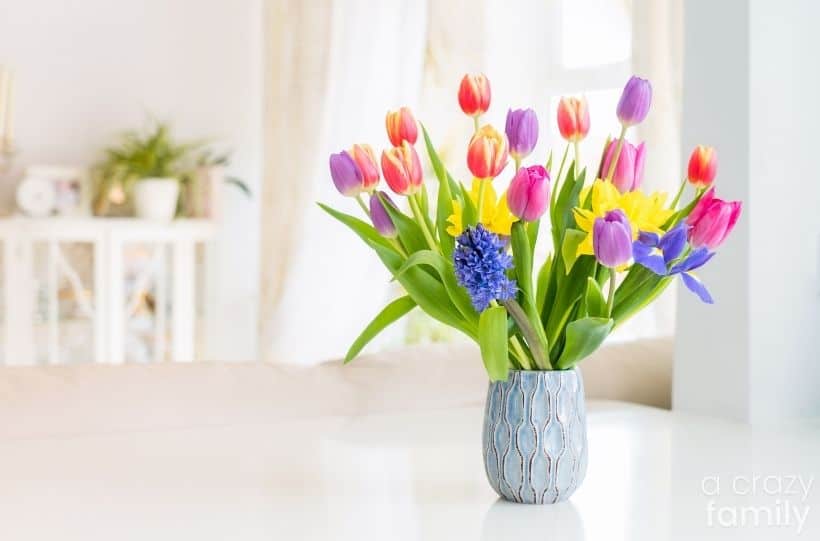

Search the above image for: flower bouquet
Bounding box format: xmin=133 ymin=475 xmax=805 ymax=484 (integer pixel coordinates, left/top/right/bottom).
xmin=320 ymin=74 xmax=741 ymax=503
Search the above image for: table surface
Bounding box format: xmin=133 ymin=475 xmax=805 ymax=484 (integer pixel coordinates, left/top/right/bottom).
xmin=0 ymin=400 xmax=817 ymax=540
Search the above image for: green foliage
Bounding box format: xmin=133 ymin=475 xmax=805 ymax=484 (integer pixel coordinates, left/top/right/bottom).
xmin=556 ymin=317 xmax=614 ymax=369
xmin=345 ymin=296 xmax=416 ymax=362
xmin=479 ymin=305 xmax=510 ymax=381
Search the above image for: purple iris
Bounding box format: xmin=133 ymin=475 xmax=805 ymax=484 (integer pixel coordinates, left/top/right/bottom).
xmin=632 ymin=223 xmax=715 ymax=303
xmin=453 ymin=224 xmax=517 ymax=312
xmin=505 ymin=108 xmax=539 ymax=160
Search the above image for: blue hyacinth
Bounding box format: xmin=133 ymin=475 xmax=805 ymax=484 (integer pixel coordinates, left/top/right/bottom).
xmin=453 ymin=224 xmax=517 ymax=312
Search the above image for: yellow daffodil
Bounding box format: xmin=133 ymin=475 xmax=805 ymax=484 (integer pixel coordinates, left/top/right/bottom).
xmin=447 ymin=178 xmax=518 ymax=237
xmin=573 ymin=179 xmax=674 ymax=256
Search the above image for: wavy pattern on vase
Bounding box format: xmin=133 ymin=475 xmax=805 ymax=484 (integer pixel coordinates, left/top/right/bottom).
xmin=482 ymin=369 xmax=588 ymax=504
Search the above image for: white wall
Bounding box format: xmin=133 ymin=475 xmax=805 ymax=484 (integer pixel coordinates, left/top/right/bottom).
xmin=675 ymin=0 xmax=820 ymax=423
xmin=0 ymin=0 xmax=263 ymax=361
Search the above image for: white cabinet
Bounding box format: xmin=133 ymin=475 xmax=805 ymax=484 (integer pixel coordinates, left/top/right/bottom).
xmin=0 ymin=217 xmax=214 ymax=365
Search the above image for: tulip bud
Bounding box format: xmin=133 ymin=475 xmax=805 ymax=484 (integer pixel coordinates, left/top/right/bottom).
xmin=598 ymin=139 xmax=646 ymax=193
xmin=593 ymin=209 xmax=633 ymax=268
xmin=466 ymin=125 xmax=509 ymax=179
xmin=556 ymin=96 xmax=590 ymax=142
xmin=369 ymin=191 xmax=398 ymax=238
xmin=686 ymin=188 xmax=742 ymax=249
xmin=505 ymin=108 xmax=539 ymax=161
xmin=616 ymin=76 xmax=652 ymax=127
xmin=380 ymin=141 xmax=423 ymax=195
xmin=458 ymin=73 xmax=491 ymax=116
xmin=507 ymin=165 xmax=550 ymax=222
xmin=687 ymin=145 xmax=718 ymax=189
xmin=385 ymin=107 xmax=418 ymax=147
xmin=350 ymin=144 xmax=379 ymax=192
xmin=329 ymin=151 xmax=363 ymax=196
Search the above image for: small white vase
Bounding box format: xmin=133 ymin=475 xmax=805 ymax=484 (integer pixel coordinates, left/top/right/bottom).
xmin=133 ymin=178 xmax=180 ymax=221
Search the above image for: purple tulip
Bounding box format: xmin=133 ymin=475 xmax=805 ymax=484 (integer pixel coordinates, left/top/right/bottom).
xmin=598 ymin=139 xmax=646 ymax=192
xmin=505 ymin=108 xmax=539 ymax=160
xmin=369 ymin=191 xmax=398 ymax=238
xmin=616 ymin=76 xmax=652 ymax=127
xmin=329 ymin=151 xmax=363 ymax=196
xmin=506 ymin=165 xmax=550 ymax=221
xmin=593 ymin=209 xmax=633 ymax=268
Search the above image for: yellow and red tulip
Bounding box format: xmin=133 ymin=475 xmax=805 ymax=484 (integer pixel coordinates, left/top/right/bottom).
xmin=385 ymin=107 xmax=418 ymax=147
xmin=467 ymin=125 xmax=509 ymax=179
xmin=380 ymin=141 xmax=423 ymax=195
xmin=458 ymin=73 xmax=491 ymax=117
xmin=350 ymin=144 xmax=380 ymax=192
xmin=687 ymin=145 xmax=718 ymax=189
xmin=556 ymin=96 xmax=590 ymax=143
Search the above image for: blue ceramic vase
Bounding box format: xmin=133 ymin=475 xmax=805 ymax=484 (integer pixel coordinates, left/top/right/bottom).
xmin=482 ymin=369 xmax=588 ymax=504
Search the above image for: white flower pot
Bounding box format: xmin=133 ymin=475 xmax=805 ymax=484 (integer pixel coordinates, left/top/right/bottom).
xmin=133 ymin=178 xmax=180 ymax=221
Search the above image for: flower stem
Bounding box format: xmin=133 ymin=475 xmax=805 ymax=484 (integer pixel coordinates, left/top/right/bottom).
xmin=551 ymin=143 xmax=570 ymax=209
xmin=408 ymin=193 xmax=438 ymax=252
xmin=607 ymin=269 xmax=617 ymax=317
xmin=605 ymin=124 xmax=628 ymax=183
xmin=355 ymin=194 xmax=370 ymax=217
xmin=670 ymin=177 xmax=687 ymax=210
xmin=473 ymin=115 xmax=480 ymax=133
xmin=502 ymin=298 xmax=551 ymax=370
xmin=476 ymin=178 xmax=488 ymax=223
xmin=573 ymin=140 xmax=581 ymax=172
xmin=510 ymin=336 xmax=532 ymax=370
xmin=513 ymin=156 xmax=521 ymax=172
xmin=391 ymin=238 xmax=408 ymax=258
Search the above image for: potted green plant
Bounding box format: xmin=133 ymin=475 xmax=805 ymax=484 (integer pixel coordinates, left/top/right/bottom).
xmin=94 ymin=123 xmax=200 ymax=220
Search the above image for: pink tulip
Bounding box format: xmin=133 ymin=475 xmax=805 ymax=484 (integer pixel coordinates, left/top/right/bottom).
xmin=599 ymin=139 xmax=646 ymax=192
xmin=686 ymin=188 xmax=742 ymax=249
xmin=506 ymin=165 xmax=550 ymax=222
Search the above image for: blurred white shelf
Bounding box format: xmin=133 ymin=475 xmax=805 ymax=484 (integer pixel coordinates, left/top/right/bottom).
xmin=0 ymin=216 xmax=215 ymax=365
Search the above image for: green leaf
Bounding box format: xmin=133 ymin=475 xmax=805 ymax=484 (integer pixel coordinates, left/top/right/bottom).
xmin=551 ymin=162 xmax=586 ymax=250
xmin=535 ymin=253 xmax=553 ymax=313
xmin=545 ymin=255 xmax=595 ymax=356
xmin=395 ymin=250 xmax=477 ymax=328
xmin=582 ymin=277 xmax=607 ymax=318
xmin=561 ymin=229 xmax=587 ymax=274
xmin=478 ymin=306 xmax=510 ymax=381
xmin=460 ymin=182 xmax=478 ymax=228
xmin=421 ymin=124 xmax=456 ymax=258
xmin=368 ymin=240 xmax=475 ymax=338
xmin=317 ymin=203 xmax=395 ymax=253
xmin=556 ymin=317 xmax=614 ymax=370
xmin=345 ymin=296 xmax=416 ymax=363
xmin=527 ymin=219 xmax=540 ymax=253
xmin=510 ymin=221 xmax=534 ymax=303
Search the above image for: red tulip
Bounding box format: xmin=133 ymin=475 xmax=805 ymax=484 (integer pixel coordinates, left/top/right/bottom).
xmin=687 ymin=145 xmax=718 ymax=189
xmin=381 ymin=141 xmax=423 ymax=195
xmin=458 ymin=73 xmax=491 ymax=117
xmin=385 ymin=107 xmax=418 ymax=147
xmin=556 ymin=96 xmax=590 ymax=142
xmin=466 ymin=125 xmax=508 ymax=179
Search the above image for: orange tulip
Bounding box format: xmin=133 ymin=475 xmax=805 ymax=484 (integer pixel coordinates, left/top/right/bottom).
xmin=458 ymin=73 xmax=491 ymax=117
xmin=556 ymin=96 xmax=590 ymax=142
xmin=467 ymin=125 xmax=508 ymax=179
xmin=381 ymin=141 xmax=423 ymax=195
xmin=385 ymin=107 xmax=418 ymax=147
xmin=687 ymin=145 xmax=718 ymax=189
xmin=350 ymin=144 xmax=379 ymax=192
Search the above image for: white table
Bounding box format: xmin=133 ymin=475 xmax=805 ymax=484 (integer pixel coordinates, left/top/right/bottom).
xmin=0 ymin=400 xmax=817 ymax=540
xmin=0 ymin=217 xmax=214 ymax=364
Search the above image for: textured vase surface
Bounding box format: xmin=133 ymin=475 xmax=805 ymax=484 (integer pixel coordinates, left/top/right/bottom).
xmin=482 ymin=369 xmax=588 ymax=504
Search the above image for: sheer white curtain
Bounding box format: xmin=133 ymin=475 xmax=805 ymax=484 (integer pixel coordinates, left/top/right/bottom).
xmin=259 ymin=0 xmax=428 ymax=363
